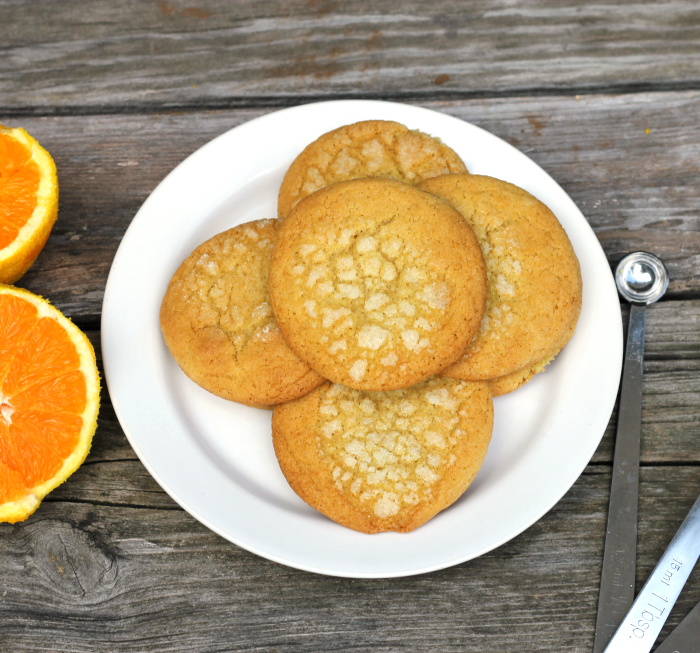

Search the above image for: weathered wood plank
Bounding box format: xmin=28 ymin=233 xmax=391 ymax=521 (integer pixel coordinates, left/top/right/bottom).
xmin=592 ymin=301 xmax=700 ymax=463
xmin=1 ymin=468 xmax=699 ymax=652
xmin=7 ymin=92 xmax=700 ymax=319
xmin=47 ymin=460 xmax=180 ymax=509
xmin=1 ymin=0 xmax=699 ymax=112
xmin=644 ymin=301 xmax=700 ymax=361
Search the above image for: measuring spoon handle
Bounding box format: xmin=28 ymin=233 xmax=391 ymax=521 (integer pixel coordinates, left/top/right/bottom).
xmin=594 ymin=303 xmax=647 ymax=652
xmin=603 ymin=492 xmax=700 ymax=653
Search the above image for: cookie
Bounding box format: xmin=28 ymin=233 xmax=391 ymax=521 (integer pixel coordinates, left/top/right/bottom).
xmin=268 ymin=177 xmax=488 ymax=391
xmin=487 ymin=320 xmax=577 ymax=396
xmin=272 ymin=378 xmax=493 ymax=533
xmin=418 ymin=174 xmax=582 ymax=381
xmin=278 ymin=120 xmax=467 ymax=219
xmin=160 ymin=219 xmax=324 ymax=407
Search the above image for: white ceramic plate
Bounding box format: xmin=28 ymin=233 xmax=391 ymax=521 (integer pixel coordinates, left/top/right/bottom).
xmin=102 ymin=100 xmax=622 ymax=578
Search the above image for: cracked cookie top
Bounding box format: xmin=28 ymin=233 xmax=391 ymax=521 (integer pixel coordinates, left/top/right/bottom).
xmin=277 ymin=120 xmax=468 ymax=219
xmin=160 ymin=219 xmax=324 ymax=407
xmin=418 ymin=174 xmax=583 ymax=381
xmin=272 ymin=377 xmax=493 ymax=533
xmin=268 ymin=178 xmax=487 ymax=391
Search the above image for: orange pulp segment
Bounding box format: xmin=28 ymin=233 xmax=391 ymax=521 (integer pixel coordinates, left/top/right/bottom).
xmin=0 ymin=285 xmax=99 ymax=522
xmin=0 ymin=131 xmax=41 ymax=248
xmin=0 ymin=125 xmax=58 ymax=284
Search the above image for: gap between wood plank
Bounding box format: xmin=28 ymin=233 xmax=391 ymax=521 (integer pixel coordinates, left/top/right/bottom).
xmin=36 ymin=461 xmax=700 ymax=514
xmin=80 ymin=458 xmax=141 ymax=466
xmin=41 ymin=497 xmax=185 ymax=511
xmin=3 ymin=80 xmax=700 ymax=118
xmin=587 ymin=461 xmax=700 ymax=469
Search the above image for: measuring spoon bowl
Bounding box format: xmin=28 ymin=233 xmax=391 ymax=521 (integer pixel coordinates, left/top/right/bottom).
xmin=615 ymin=252 xmax=669 ymax=305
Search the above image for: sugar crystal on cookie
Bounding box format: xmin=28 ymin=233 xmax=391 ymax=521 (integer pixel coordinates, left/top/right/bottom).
xmin=268 ymin=178 xmax=487 ymax=391
xmin=277 ymin=120 xmax=468 ymax=219
xmin=160 ymin=219 xmax=324 ymax=407
xmin=269 ymin=377 xmax=493 ymax=532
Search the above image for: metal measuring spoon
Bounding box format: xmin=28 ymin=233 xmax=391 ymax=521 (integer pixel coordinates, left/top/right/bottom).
xmin=603 ymin=489 xmax=700 ymax=652
xmin=593 ymin=252 xmax=669 ymax=653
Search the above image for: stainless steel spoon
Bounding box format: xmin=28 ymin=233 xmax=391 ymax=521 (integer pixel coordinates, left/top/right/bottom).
xmin=593 ymin=252 xmax=669 ymax=653
xmin=603 ymin=492 xmax=700 ymax=652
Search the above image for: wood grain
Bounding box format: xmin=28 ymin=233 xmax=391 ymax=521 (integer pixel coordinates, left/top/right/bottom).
xmin=591 ymin=300 xmax=700 ymax=463
xmin=1 ymin=0 xmax=699 ymax=112
xmin=2 ymin=4 xmax=700 ymax=651
xmin=7 ymin=91 xmax=700 ymax=320
xmin=1 ymin=468 xmax=699 ymax=653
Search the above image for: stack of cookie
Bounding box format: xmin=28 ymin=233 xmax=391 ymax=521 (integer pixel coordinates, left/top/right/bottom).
xmin=160 ymin=120 xmax=582 ymax=534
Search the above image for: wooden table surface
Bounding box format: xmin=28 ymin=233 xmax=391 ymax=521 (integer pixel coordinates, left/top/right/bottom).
xmin=2 ymin=2 xmax=700 ymax=651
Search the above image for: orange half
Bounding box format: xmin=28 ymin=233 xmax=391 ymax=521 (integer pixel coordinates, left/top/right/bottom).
xmin=0 ymin=285 xmax=99 ymax=522
xmin=0 ymin=125 xmax=59 ymax=284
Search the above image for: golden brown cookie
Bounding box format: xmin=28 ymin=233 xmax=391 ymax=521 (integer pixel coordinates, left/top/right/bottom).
xmin=272 ymin=378 xmax=494 ymax=533
xmin=160 ymin=219 xmax=324 ymax=407
xmin=418 ymin=174 xmax=582 ymax=381
xmin=278 ymin=120 xmax=467 ymax=219
xmin=487 ymin=320 xmax=577 ymax=396
xmin=268 ymin=178 xmax=487 ymax=391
